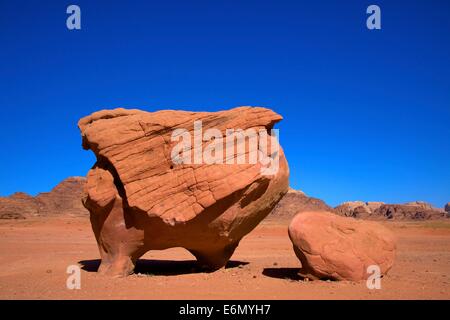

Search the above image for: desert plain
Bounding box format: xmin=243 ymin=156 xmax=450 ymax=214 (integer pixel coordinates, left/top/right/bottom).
xmin=0 ymin=215 xmax=449 ymax=300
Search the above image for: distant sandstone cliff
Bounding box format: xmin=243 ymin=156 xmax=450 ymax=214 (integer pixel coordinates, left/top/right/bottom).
xmin=334 ymin=200 xmax=448 ymax=220
xmin=0 ymin=177 xmax=88 ymax=219
xmin=269 ymin=188 xmax=334 ymax=220
xmin=1 ymin=180 xmax=448 ymax=221
xmin=270 ymin=188 xmax=449 ymax=221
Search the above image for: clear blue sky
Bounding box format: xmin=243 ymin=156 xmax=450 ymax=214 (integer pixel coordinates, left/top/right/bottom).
xmin=1 ymin=0 xmax=449 ymax=207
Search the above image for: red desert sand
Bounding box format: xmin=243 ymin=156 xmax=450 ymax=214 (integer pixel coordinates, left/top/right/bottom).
xmin=0 ymin=216 xmax=449 ymax=299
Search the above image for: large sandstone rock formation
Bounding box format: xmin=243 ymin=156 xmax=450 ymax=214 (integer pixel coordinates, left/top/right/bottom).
xmin=79 ymin=106 xmax=289 ymax=277
xmin=0 ymin=177 xmax=88 ymax=219
xmin=288 ymin=211 xmax=396 ymax=281
xmin=335 ymin=201 xmax=446 ymax=220
xmin=269 ymin=188 xmax=334 ymax=220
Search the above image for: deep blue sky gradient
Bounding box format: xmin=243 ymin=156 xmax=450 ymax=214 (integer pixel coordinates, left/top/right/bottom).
xmin=0 ymin=0 xmax=449 ymax=207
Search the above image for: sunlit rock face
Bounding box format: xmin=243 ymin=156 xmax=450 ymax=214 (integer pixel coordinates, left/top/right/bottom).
xmin=79 ymin=106 xmax=289 ymax=277
xmin=288 ymin=210 xmax=396 ymax=281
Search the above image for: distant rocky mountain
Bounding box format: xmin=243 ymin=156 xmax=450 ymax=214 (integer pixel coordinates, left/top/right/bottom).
xmin=1 ymin=179 xmax=448 ymax=221
xmin=0 ymin=192 xmax=42 ymax=219
xmin=269 ymin=188 xmax=334 ymax=220
xmin=270 ymin=188 xmax=449 ymax=221
xmin=334 ymin=200 xmax=448 ymax=220
xmin=0 ymin=177 xmax=88 ymax=219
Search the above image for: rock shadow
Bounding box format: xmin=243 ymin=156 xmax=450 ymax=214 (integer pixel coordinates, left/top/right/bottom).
xmin=78 ymin=259 xmax=248 ymax=276
xmin=262 ymin=267 xmax=305 ymax=281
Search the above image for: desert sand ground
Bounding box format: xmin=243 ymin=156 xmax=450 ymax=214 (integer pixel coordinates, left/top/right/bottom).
xmin=0 ymin=216 xmax=449 ymax=300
